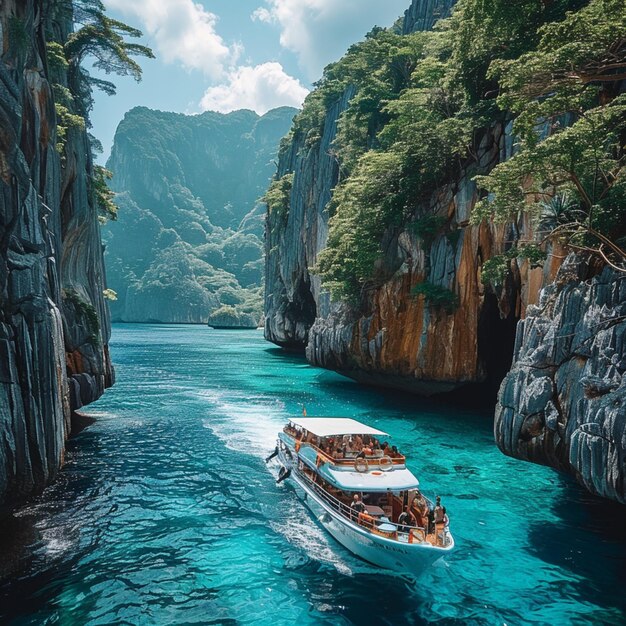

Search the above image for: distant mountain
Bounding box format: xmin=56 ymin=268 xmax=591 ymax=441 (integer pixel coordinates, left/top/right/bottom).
xmin=103 ymin=106 xmax=297 ymax=323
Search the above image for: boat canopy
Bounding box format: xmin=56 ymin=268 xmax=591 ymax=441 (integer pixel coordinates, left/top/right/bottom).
xmin=320 ymin=465 xmax=420 ymax=492
xmin=288 ymin=417 xmax=388 ymax=438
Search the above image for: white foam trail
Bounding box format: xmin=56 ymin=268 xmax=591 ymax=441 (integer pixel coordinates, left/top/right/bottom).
xmin=38 ymin=526 xmax=74 ymax=557
xmin=270 ymin=514 xmax=354 ymax=576
xmin=77 ymin=410 xmax=117 ymax=419
xmin=198 ymin=389 xmax=286 ymax=458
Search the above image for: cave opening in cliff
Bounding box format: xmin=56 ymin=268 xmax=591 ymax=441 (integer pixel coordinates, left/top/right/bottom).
xmin=281 ymin=276 xmax=317 ymax=351
xmin=477 ymin=293 xmax=519 ymax=404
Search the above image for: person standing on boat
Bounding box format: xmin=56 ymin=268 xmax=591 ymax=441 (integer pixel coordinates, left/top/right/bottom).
xmin=434 ymin=496 xmax=444 ymax=522
xmin=398 ymin=507 xmax=417 ymax=533
xmin=351 ymin=494 xmax=365 ymax=520
xmin=434 ymin=496 xmax=445 ymax=544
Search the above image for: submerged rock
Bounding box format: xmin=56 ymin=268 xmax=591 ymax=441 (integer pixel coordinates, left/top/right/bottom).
xmin=495 ymin=258 xmax=626 ymax=503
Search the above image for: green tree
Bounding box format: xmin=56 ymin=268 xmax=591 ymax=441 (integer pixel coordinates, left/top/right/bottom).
xmin=64 ymin=0 xmax=154 ymax=114
xmin=473 ymin=0 xmax=626 ymax=272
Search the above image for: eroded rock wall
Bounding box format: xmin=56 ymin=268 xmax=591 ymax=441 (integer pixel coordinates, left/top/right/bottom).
xmin=496 ymin=257 xmax=626 ymax=503
xmin=0 ymin=0 xmax=113 ymax=507
xmin=304 ymin=122 xmax=562 ymax=394
xmin=264 ymin=0 xmax=461 ymax=353
xmin=265 ymin=87 xmax=355 ymax=349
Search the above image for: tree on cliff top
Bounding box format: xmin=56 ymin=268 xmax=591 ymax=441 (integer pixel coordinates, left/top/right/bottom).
xmin=473 ymin=0 xmax=626 ymax=274
xmin=64 ymin=0 xmax=154 ymax=116
xmin=303 ymin=0 xmax=588 ymax=301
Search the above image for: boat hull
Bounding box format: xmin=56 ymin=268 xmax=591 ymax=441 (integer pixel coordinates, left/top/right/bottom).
xmin=278 ymin=450 xmax=451 ymax=574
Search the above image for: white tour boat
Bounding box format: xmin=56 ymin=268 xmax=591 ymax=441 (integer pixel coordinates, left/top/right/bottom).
xmin=271 ymin=417 xmax=454 ymax=574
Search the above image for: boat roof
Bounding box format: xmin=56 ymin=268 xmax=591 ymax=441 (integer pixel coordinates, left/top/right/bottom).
xmin=321 ymin=465 xmax=420 ymax=492
xmin=288 ymin=417 xmax=388 ymax=438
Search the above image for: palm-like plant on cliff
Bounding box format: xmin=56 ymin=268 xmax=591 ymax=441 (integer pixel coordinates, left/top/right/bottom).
xmin=64 ymin=0 xmax=154 ymax=115
xmin=45 ymin=0 xmax=153 ymax=219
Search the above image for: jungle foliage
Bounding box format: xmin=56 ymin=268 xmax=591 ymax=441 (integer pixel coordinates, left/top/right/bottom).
xmin=273 ymin=0 xmax=626 ymax=300
xmin=45 ymin=0 xmax=153 ymax=217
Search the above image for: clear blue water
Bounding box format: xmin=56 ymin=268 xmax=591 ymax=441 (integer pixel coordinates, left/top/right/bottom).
xmin=1 ymin=324 xmax=625 ymax=625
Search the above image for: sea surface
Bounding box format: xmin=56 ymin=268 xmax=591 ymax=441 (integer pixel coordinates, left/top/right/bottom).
xmin=1 ymin=324 xmax=625 ymax=625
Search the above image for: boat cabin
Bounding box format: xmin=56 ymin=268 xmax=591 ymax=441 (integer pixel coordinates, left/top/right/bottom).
xmin=283 ymin=417 xmax=406 ymax=466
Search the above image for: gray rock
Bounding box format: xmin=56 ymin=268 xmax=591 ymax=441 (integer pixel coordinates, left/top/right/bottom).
xmin=495 ymin=258 xmax=626 ymax=503
xmin=0 ymin=2 xmax=114 ymax=507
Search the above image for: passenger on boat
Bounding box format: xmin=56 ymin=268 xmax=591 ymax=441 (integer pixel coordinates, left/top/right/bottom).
xmin=351 ymin=494 xmax=366 ymax=516
xmin=335 ymin=447 xmax=344 ymax=459
xmin=410 ymin=492 xmax=427 ymax=526
xmin=434 ymin=496 xmax=444 ymax=523
xmin=390 ymin=445 xmax=400 ymax=458
xmin=412 ymin=490 xmax=428 ymax=516
xmin=434 ymin=497 xmax=446 ymax=544
xmin=354 ymin=434 xmax=363 ymax=450
xmin=397 ymin=507 xmax=417 ymax=532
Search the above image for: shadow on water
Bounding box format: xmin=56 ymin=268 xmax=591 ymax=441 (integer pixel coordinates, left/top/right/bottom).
xmin=527 ymin=478 xmax=626 ymax=616
xmin=302 ymin=569 xmax=432 ymax=626
xmin=264 ymin=343 xmax=498 ymax=417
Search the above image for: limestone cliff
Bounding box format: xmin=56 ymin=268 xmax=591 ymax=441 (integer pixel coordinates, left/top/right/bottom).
xmin=0 ymin=0 xmax=113 ymax=507
xmin=303 ymin=121 xmax=562 ymax=395
xmin=496 ymin=257 xmax=626 ymax=503
xmin=263 ymin=0 xmax=625 ymax=504
xmin=264 ymin=0 xmax=558 ymax=393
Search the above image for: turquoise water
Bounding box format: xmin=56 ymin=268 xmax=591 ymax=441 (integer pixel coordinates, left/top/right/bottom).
xmin=1 ymin=324 xmax=625 ymax=625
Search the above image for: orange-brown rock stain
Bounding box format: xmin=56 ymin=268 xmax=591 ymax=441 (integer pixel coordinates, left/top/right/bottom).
xmin=66 ymin=349 xmax=84 ymax=376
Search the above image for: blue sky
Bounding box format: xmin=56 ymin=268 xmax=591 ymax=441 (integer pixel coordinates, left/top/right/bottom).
xmin=92 ymin=0 xmax=411 ymax=161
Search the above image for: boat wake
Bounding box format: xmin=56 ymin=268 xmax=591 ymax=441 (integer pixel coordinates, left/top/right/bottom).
xmin=198 ymin=389 xmax=286 ymax=458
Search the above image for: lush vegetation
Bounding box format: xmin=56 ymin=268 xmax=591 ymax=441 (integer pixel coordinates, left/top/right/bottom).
xmin=104 ymin=107 xmax=296 ymax=323
xmin=273 ymin=0 xmax=625 ymax=301
xmin=473 ymin=0 xmax=626 ymax=275
xmin=264 ymin=173 xmax=294 ymax=234
xmin=410 ymin=282 xmax=459 ymax=313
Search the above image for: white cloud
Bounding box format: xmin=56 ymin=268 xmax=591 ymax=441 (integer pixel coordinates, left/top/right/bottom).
xmin=200 ymin=62 xmax=309 ymax=114
xmin=252 ymin=0 xmax=410 ymax=80
xmin=251 ymin=7 xmax=274 ymax=23
xmin=103 ymin=0 xmax=234 ymax=79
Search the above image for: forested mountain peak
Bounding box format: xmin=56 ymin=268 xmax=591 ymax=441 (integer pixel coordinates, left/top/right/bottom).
xmin=104 ymin=105 xmax=297 ymax=324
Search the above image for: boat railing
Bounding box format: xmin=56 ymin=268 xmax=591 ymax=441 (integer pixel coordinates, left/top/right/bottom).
xmin=283 ymin=429 xmax=406 ymax=466
xmin=296 ymin=467 xmax=434 ymax=544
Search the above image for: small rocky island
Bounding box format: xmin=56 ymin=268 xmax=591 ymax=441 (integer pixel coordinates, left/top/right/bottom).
xmin=208 ymin=306 xmax=260 ymax=329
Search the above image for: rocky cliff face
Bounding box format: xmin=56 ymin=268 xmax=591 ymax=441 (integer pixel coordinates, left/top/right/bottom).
xmin=265 ymin=88 xmax=355 ymax=349
xmin=264 ymin=1 xmax=460 ymax=351
xmin=0 ymin=1 xmax=113 ymax=507
xmin=265 ymin=0 xmax=559 ymax=393
xmin=297 ymin=120 xmax=560 ymax=395
xmin=402 ymin=0 xmax=457 ymax=33
xmin=264 ymin=0 xmax=625 ymax=504
xmin=496 ymin=257 xmax=626 ymax=503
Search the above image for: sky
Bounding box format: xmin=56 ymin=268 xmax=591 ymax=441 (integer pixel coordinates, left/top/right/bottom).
xmin=91 ymin=0 xmax=411 ymax=162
